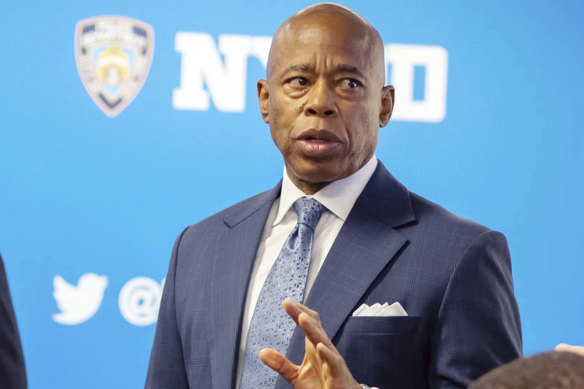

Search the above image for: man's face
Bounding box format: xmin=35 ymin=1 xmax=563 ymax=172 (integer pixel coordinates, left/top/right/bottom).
xmin=258 ymin=11 xmax=393 ymax=194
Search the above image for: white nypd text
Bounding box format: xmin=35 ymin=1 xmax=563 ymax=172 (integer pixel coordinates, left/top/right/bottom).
xmin=173 ymin=32 xmax=448 ymax=122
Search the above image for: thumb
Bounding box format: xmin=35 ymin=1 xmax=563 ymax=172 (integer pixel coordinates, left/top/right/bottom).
xmin=259 ymin=348 xmax=300 ymax=382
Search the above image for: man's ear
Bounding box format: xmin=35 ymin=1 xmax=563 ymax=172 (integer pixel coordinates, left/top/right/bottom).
xmin=379 ymin=85 xmax=394 ymax=127
xmin=257 ymin=79 xmax=270 ymax=124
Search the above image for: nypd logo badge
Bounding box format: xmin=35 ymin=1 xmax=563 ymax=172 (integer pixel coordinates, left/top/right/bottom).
xmin=75 ymin=16 xmax=154 ymax=117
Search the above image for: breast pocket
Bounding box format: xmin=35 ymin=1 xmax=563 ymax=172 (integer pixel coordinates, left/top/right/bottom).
xmin=342 ymin=315 xmax=419 ymax=334
xmin=335 ymin=316 xmax=424 ymax=388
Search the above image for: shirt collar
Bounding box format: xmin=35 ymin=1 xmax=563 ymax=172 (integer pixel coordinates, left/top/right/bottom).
xmin=273 ymin=156 xmax=378 ymax=226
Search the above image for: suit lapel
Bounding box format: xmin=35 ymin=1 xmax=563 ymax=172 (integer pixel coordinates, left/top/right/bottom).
xmin=283 ymin=163 xmax=417 ymax=368
xmin=208 ymin=184 xmax=281 ymax=388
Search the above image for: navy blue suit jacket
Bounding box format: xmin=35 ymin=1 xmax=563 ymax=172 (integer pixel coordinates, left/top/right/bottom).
xmin=146 ymin=161 xmax=522 ymax=388
xmin=0 ymin=254 xmax=27 ymax=389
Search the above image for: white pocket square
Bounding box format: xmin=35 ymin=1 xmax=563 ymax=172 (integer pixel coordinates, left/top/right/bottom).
xmin=352 ymin=302 xmax=408 ymax=317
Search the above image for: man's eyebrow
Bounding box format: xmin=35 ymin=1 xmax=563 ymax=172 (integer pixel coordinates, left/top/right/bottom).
xmin=280 ymin=64 xmax=365 ymax=78
xmin=281 ymin=64 xmax=315 ymax=77
xmin=334 ymin=64 xmax=365 ymax=79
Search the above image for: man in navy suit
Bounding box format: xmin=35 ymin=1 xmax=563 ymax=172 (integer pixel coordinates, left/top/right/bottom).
xmin=146 ymin=4 xmax=522 ymax=388
xmin=0 ymin=253 xmax=27 ymax=389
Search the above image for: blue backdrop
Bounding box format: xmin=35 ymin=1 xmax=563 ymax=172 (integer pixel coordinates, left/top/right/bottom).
xmin=1 ymin=1 xmax=582 ymax=388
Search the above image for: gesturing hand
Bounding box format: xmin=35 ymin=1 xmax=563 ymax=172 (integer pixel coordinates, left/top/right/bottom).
xmin=259 ymin=298 xmax=361 ymax=389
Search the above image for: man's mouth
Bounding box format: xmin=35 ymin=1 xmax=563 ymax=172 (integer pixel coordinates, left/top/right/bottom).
xmin=295 ymin=129 xmax=342 ymax=156
xmin=304 ymin=137 xmax=329 ymax=144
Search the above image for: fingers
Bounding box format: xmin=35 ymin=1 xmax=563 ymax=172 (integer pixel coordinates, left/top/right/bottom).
xmin=259 ymin=348 xmax=300 ymax=381
xmin=282 ymin=298 xmax=333 ymax=347
xmin=318 ymin=343 xmax=361 ymax=388
xmin=316 ymin=342 xmax=341 ymax=376
xmin=278 ymin=299 xmax=360 ymax=388
xmin=281 ymin=297 xmax=309 ymax=322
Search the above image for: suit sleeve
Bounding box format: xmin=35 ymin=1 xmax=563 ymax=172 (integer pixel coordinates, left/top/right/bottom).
xmin=428 ymin=230 xmax=522 ymax=388
xmin=0 ymin=254 xmax=27 ymax=389
xmin=145 ymin=229 xmax=189 ymax=389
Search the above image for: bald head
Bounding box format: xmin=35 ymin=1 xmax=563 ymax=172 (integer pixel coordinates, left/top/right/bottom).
xmin=267 ymin=3 xmax=386 ymax=86
xmin=256 ymin=3 xmax=394 ymax=194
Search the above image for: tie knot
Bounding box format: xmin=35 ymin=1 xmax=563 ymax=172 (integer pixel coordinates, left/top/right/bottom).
xmin=293 ymin=197 xmax=325 ymax=231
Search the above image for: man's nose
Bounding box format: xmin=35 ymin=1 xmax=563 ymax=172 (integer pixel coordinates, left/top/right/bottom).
xmin=304 ymin=79 xmax=337 ymax=117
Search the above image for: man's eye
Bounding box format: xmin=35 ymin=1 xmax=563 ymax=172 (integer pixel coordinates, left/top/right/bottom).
xmin=343 ymin=79 xmax=360 ymax=89
xmin=283 ymin=76 xmax=310 ymax=96
xmin=291 ymin=77 xmax=308 ymax=86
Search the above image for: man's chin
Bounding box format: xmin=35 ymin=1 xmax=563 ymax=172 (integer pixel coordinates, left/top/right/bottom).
xmin=286 ymin=164 xmax=347 ymax=193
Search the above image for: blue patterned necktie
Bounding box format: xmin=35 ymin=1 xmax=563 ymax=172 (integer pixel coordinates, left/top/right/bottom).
xmin=239 ymin=197 xmax=326 ymax=389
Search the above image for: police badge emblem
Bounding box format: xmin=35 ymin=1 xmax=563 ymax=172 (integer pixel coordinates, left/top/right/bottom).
xmin=75 ymin=16 xmax=154 ymax=117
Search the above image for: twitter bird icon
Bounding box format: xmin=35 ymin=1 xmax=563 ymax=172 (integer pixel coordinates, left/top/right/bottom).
xmin=53 ymin=273 xmax=108 ymax=325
